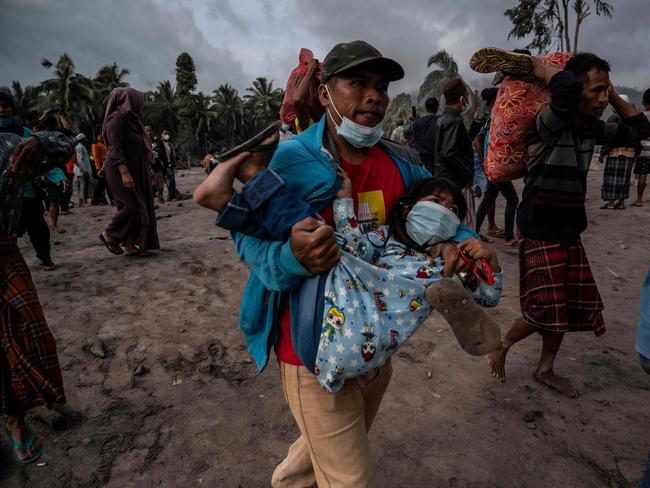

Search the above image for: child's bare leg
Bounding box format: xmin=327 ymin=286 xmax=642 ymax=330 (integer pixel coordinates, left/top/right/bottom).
xmin=487 ymin=317 xmax=536 ymax=381
xmin=194 ymin=151 xmax=250 ymax=212
xmin=235 ymin=132 xmax=280 ymax=183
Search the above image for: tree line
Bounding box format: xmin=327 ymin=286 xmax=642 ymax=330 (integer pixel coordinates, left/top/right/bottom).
xmin=7 ymin=52 xmax=284 ymax=161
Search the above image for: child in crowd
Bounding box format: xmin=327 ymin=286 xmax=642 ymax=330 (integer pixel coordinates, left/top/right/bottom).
xmin=195 ymin=145 xmax=503 ymax=392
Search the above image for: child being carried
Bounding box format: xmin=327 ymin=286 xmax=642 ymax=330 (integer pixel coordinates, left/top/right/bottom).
xmin=194 ymin=141 xmax=503 ymax=392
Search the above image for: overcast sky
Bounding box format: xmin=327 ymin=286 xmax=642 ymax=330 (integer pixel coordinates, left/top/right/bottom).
xmin=2 ymin=0 xmax=648 ymax=100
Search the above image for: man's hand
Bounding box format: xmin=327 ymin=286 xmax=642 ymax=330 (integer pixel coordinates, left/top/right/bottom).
xmin=306 ymin=58 xmax=319 ymax=74
xmin=609 ymin=81 xmax=639 ymax=119
xmin=4 ymin=136 xmax=44 ymax=178
xmin=290 ymin=217 xmax=340 ymax=274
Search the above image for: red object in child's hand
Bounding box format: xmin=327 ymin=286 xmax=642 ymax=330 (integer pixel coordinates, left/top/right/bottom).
xmin=458 ymin=249 xmax=496 ymax=285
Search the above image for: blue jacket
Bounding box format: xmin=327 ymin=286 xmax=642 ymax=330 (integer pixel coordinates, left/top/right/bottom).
xmin=234 ymin=116 xmax=434 ymax=372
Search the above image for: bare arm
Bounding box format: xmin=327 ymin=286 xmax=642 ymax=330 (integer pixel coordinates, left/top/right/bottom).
xmin=609 ymin=84 xmax=641 ymax=119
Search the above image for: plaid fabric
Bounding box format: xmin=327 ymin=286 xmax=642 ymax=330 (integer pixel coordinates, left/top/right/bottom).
xmin=601 ymin=156 xmax=635 ymax=200
xmin=634 ymin=157 xmax=650 ymax=176
xmin=519 ymin=237 xmax=605 ymax=336
xmin=0 ymin=237 xmax=65 ymax=414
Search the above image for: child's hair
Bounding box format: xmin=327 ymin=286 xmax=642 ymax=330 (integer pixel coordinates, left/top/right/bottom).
xmin=388 ymin=177 xmax=466 ymax=250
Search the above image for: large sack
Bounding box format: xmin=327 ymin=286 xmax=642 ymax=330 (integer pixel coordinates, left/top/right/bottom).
xmin=279 ymin=48 xmax=322 ymax=125
xmin=485 ymin=52 xmax=572 ymax=181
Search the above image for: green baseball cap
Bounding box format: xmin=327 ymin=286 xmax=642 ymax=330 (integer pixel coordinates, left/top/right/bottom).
xmin=321 ymin=40 xmax=404 ymax=84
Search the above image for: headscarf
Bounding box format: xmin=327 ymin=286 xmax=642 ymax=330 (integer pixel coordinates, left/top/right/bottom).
xmin=101 ymin=87 xmax=154 ymax=166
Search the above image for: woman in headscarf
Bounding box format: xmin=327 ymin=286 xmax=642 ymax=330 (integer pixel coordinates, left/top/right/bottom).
xmin=99 ymin=87 xmax=159 ymax=256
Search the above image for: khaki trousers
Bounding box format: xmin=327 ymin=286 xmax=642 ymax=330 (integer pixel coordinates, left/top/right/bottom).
xmin=271 ymin=359 xmax=393 ymax=488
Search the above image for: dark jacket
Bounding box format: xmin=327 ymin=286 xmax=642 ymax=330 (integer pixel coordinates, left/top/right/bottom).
xmin=412 ymin=114 xmax=438 ymax=157
xmin=434 ymin=107 xmax=474 ymax=188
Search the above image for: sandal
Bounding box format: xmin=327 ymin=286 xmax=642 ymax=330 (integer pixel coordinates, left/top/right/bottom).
xmin=99 ymin=233 xmax=123 ymax=255
xmin=217 ymin=121 xmax=281 ymax=161
xmin=6 ymin=427 xmax=43 ymax=464
xmin=614 ymin=202 xmax=626 ymax=210
xmin=425 ymin=278 xmax=502 ymax=356
xmin=470 ymin=47 xmax=533 ymax=76
xmin=487 ymin=228 xmax=505 ymax=239
xmin=599 ymin=204 xmax=614 ymax=210
xmin=502 ymin=240 xmax=519 ymax=248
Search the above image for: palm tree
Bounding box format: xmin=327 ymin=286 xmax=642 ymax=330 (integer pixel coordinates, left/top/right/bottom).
xmin=143 ymin=80 xmax=178 ymax=133
xmin=383 ymin=93 xmax=413 ymax=134
xmin=244 ymin=77 xmax=283 ymax=130
xmin=39 ymin=53 xmax=94 ymax=130
xmin=213 ymin=84 xmax=243 ymax=147
xmin=184 ymin=92 xmax=218 ymax=154
xmin=10 ymin=81 xmax=41 ymax=126
xmin=94 ymin=62 xmax=130 ymax=103
xmin=417 ymin=50 xmax=460 ymax=106
xmin=417 ymin=50 xmax=478 ymax=125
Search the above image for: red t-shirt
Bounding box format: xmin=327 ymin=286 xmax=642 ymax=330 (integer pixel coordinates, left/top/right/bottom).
xmin=275 ymin=146 xmax=405 ymax=365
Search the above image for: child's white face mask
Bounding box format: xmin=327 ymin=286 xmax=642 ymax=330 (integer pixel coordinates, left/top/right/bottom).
xmin=405 ymin=200 xmax=460 ymax=247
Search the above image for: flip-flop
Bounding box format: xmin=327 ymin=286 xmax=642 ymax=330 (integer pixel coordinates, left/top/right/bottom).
xmin=502 ymin=240 xmax=519 ymax=248
xmin=425 ymin=278 xmax=502 ymax=356
xmin=99 ymin=233 xmax=123 ymax=255
xmin=6 ymin=428 xmax=43 ymax=465
xmin=599 ymin=204 xmax=615 ymax=210
xmin=487 ymin=228 xmax=505 ymax=239
xmin=217 ymin=121 xmax=282 ymax=161
xmin=470 ymin=47 xmax=533 ymax=76
xmin=631 ymin=202 xmax=644 ymax=207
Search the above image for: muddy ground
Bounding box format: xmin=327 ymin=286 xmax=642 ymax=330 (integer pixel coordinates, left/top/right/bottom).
xmin=1 ymin=162 xmax=649 ymax=488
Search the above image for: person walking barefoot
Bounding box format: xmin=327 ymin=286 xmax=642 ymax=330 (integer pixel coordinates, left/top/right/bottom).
xmin=471 ymin=47 xmax=650 ymax=397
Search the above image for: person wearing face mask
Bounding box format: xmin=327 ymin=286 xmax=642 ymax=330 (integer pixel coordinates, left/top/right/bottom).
xmin=160 ymin=129 xmax=177 ymax=200
xmin=434 ymin=78 xmax=475 ymax=191
xmin=195 ymin=40 xmax=493 ymax=487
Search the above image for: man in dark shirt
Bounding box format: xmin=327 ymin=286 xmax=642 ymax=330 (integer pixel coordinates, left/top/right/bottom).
xmin=434 ymin=79 xmax=474 ymax=189
xmin=483 ymin=51 xmax=650 ymax=397
xmin=411 ymin=97 xmax=438 ymax=173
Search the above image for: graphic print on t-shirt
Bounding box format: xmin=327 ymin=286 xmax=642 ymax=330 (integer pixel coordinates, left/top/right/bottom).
xmin=357 ymin=190 xmax=386 ymax=232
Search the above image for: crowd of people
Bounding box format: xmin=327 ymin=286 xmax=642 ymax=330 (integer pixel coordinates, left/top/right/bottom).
xmin=1 ymin=40 xmax=649 ymax=487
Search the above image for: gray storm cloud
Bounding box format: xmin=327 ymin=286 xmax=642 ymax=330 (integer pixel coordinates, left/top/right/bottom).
xmin=1 ymin=0 xmax=648 ymax=97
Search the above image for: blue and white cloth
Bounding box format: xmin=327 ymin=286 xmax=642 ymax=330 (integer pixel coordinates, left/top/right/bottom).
xmin=315 ymin=198 xmax=503 ymax=392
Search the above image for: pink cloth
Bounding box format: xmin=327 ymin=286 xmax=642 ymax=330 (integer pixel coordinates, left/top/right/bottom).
xmin=485 ymin=52 xmax=572 ymax=182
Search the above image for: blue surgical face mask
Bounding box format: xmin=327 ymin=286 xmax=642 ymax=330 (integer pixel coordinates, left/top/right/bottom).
xmin=325 ymin=85 xmax=384 ymax=148
xmin=405 ymin=200 xmax=460 ymax=247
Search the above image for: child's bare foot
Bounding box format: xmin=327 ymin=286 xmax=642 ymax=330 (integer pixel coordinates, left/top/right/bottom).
xmin=533 ymin=369 xmax=580 ymax=398
xmin=487 ymin=343 xmax=509 ymax=381
xmin=236 ymin=132 xmax=280 ymax=183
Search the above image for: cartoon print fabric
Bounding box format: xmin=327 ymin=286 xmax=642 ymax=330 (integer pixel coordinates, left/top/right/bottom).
xmin=314 ymin=198 xmax=503 ymax=393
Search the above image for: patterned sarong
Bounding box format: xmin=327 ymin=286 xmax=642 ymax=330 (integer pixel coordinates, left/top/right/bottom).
xmin=602 ymin=156 xmax=635 ymax=200
xmin=0 ymin=236 xmax=65 ymax=414
xmin=519 ymin=237 xmax=605 ymax=336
